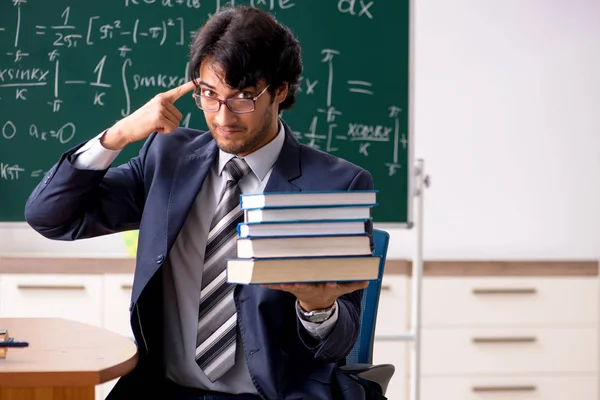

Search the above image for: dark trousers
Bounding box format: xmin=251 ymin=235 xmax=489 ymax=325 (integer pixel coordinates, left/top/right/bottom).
xmin=167 ymin=380 xmax=262 ymax=400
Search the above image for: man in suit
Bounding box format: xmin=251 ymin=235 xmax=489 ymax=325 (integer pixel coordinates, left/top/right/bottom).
xmin=25 ymin=6 xmax=383 ymax=400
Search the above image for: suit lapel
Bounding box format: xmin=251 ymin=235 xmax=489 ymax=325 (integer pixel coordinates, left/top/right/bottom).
xmin=264 ymin=120 xmax=302 ymax=193
xmin=166 ymin=140 xmax=218 ymax=249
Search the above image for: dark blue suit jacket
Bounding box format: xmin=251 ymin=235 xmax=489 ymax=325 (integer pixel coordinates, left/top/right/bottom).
xmin=25 ymin=120 xmax=379 ymax=400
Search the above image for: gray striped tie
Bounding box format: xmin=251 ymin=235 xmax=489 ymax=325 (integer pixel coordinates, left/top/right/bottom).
xmin=195 ymin=157 xmax=251 ymax=382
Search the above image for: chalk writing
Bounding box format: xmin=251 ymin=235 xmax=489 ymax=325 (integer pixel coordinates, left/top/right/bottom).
xmin=0 ymin=162 xmax=24 ymax=180
xmin=0 ymin=161 xmax=48 ymax=180
xmin=133 ymin=73 xmax=186 ymax=90
xmin=385 ymin=105 xmax=403 ymax=176
xmin=29 ymin=122 xmax=76 ymax=144
xmin=2 ymin=121 xmax=16 ymax=140
xmin=0 ymin=68 xmax=50 ymax=85
xmin=250 ymin=0 xmax=295 ymax=10
xmin=337 ymin=0 xmax=374 ymax=19
xmin=1 ymin=121 xmax=76 ymax=144
xmin=348 ymin=123 xmax=391 ymax=142
xmin=125 ymin=0 xmax=201 ymax=8
xmin=0 ymin=0 xmax=410 ymax=224
xmin=348 ymin=80 xmax=373 ymax=95
xmin=297 ymin=77 xmax=318 ymax=95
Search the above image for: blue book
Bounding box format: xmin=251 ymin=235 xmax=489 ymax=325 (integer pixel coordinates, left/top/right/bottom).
xmin=226 ymin=255 xmax=379 ymax=284
xmin=240 ymin=190 xmax=378 ymax=210
xmin=236 ymin=219 xmax=370 ymax=238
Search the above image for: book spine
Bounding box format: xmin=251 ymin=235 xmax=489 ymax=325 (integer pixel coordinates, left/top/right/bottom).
xmin=240 ymin=203 xmax=378 ymax=210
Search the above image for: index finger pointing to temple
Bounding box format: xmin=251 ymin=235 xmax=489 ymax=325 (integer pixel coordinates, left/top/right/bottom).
xmin=163 ymin=80 xmax=197 ymax=103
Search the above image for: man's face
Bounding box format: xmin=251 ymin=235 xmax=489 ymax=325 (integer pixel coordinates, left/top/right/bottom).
xmin=196 ymin=60 xmax=287 ymax=156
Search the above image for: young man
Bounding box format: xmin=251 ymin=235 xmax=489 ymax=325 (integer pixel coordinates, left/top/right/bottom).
xmin=25 ymin=6 xmax=381 ymax=400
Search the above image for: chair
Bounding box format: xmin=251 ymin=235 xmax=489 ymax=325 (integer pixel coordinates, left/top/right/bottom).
xmin=340 ymin=228 xmax=395 ymax=396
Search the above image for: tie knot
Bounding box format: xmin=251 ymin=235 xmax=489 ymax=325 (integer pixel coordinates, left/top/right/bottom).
xmin=224 ymin=157 xmax=251 ymax=184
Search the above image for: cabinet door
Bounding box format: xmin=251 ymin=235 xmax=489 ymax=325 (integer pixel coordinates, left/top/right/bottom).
xmin=97 ymin=378 xmax=119 ymax=400
xmin=0 ymin=274 xmax=103 ymax=326
xmin=100 ymin=274 xmax=135 ymax=400
xmin=103 ymin=274 xmax=134 ymax=339
xmin=422 ymin=277 xmax=598 ymax=327
xmin=374 ymin=275 xmax=409 ymax=336
xmin=421 ymin=327 xmax=597 ymax=375
xmin=372 ymin=341 xmax=408 ymax=400
xmin=421 ymin=375 xmax=598 ymax=400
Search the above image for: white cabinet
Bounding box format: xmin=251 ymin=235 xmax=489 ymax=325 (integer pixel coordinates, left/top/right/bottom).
xmin=0 ymin=273 xmax=135 ymax=400
xmin=103 ymin=274 xmax=134 ymax=339
xmin=98 ymin=274 xmax=135 ymax=400
xmin=417 ymin=276 xmax=599 ymax=400
xmin=0 ymin=273 xmax=108 ymax=400
xmin=421 ymin=277 xmax=598 ymax=327
xmin=372 ymin=275 xmax=410 ymax=399
xmin=0 ymin=274 xmax=103 ymax=327
xmin=0 ymin=267 xmax=598 ymax=400
xmin=421 ymin=327 xmax=597 ymax=375
xmin=421 ymin=376 xmax=598 ymax=400
xmin=372 ymin=341 xmax=409 ymax=399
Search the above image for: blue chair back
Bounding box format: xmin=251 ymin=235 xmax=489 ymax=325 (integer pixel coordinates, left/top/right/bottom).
xmin=345 ymin=228 xmax=390 ymax=365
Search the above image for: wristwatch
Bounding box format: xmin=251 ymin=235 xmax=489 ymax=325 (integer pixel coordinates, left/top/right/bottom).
xmin=296 ymin=300 xmax=337 ymax=323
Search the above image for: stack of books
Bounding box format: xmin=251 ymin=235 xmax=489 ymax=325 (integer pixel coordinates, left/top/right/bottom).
xmin=226 ymin=190 xmax=380 ymax=284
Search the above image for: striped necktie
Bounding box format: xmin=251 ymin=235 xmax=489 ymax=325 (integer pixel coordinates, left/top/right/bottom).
xmin=195 ymin=157 xmax=251 ymax=382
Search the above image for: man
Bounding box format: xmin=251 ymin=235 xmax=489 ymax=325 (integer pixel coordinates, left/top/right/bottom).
xmin=25 ymin=6 xmax=381 ymax=400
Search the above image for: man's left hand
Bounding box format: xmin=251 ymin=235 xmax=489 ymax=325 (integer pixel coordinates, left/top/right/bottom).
xmin=260 ymin=281 xmax=369 ymax=311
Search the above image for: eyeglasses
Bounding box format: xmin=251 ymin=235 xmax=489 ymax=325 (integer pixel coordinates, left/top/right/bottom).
xmin=192 ymin=85 xmax=271 ymax=114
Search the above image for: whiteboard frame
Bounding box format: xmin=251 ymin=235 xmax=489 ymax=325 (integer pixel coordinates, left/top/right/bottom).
xmin=376 ymin=0 xmax=415 ymax=229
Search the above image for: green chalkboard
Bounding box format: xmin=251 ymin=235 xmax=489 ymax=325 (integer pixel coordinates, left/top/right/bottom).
xmin=0 ymin=0 xmax=412 ymax=224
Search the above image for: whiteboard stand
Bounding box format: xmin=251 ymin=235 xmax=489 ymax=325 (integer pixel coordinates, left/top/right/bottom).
xmin=374 ymin=159 xmax=429 ymax=400
xmin=408 ymin=158 xmax=429 ymax=400
xmin=377 ymin=158 xmax=429 ymax=400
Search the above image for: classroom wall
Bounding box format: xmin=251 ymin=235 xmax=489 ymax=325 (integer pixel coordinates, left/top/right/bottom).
xmin=1 ymin=0 xmax=599 ymax=259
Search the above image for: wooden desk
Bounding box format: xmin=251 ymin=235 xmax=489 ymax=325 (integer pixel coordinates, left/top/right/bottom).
xmin=0 ymin=318 xmax=138 ymax=400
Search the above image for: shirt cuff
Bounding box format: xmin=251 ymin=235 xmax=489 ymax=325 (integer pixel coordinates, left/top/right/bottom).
xmin=72 ymin=130 xmax=122 ymax=170
xmin=297 ymin=300 xmax=339 ymax=340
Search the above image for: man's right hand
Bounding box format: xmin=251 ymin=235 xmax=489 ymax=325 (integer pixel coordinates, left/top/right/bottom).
xmin=101 ymin=80 xmax=197 ymax=150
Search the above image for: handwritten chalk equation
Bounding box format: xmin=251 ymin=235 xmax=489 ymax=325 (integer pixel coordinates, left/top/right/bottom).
xmin=0 ymin=161 xmax=48 ymax=180
xmin=292 ymin=47 xmax=404 ymax=177
xmin=1 ymin=120 xmax=76 ymax=145
xmin=0 ymin=0 xmax=402 ymax=179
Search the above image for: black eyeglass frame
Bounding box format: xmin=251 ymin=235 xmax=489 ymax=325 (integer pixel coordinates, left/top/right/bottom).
xmin=192 ymin=85 xmax=271 ymax=114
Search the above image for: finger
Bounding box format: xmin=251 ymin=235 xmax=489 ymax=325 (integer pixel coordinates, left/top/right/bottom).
xmin=351 ymin=281 xmax=370 ymax=290
xmin=338 ymin=281 xmax=369 ymax=293
xmin=156 ymin=119 xmax=178 ymax=134
xmin=260 ymin=284 xmax=284 ymax=291
xmin=163 ymin=80 xmax=197 ymax=103
xmin=294 ymin=283 xmax=309 ymax=289
xmin=164 ymin=101 xmax=184 ymax=121
xmin=160 ymin=105 xmax=180 ymax=127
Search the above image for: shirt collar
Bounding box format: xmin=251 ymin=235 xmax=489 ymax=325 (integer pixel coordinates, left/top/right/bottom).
xmin=217 ymin=120 xmax=285 ymax=182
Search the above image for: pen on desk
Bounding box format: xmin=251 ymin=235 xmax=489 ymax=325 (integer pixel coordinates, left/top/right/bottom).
xmin=0 ymin=341 xmax=29 ymax=348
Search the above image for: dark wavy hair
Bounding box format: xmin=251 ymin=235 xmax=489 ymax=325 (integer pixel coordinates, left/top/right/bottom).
xmin=188 ymin=6 xmax=303 ymax=111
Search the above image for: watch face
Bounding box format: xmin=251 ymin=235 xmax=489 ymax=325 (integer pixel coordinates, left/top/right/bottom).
xmin=307 ymin=312 xmax=331 ymax=323
xmin=296 ymin=300 xmax=336 ymax=323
